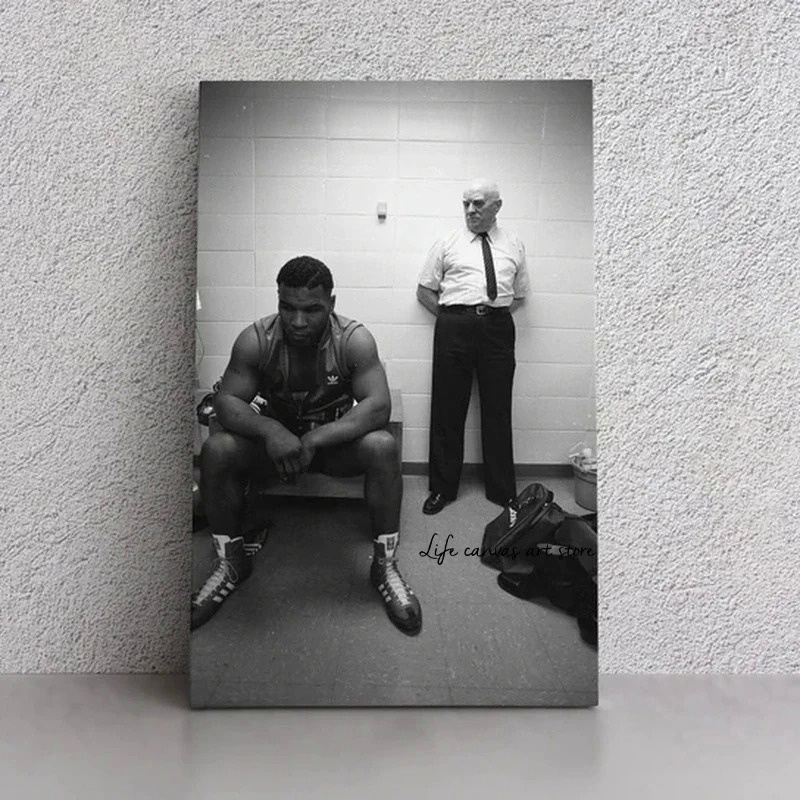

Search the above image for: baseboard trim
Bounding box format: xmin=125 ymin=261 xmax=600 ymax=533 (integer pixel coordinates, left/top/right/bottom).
xmin=401 ymin=462 xmax=572 ymax=478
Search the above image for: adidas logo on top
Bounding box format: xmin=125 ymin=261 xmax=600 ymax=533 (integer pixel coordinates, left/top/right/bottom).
xmin=326 ymin=374 xmax=339 ymax=385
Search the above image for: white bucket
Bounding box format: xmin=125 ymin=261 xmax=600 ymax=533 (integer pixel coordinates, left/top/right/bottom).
xmin=572 ymin=464 xmax=597 ymax=512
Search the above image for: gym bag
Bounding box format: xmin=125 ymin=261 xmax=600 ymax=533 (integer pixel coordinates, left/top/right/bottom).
xmin=479 ymin=483 xmax=564 ymax=572
xmin=481 ymin=483 xmax=598 ymax=647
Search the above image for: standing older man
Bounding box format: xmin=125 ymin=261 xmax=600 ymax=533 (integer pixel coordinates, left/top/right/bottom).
xmin=416 ymin=179 xmax=529 ymax=514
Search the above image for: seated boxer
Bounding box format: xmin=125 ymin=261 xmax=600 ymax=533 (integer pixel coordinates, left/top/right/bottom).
xmin=192 ymin=256 xmax=422 ymax=636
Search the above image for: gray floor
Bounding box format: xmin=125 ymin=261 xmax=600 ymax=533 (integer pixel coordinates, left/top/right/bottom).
xmin=191 ymin=474 xmax=597 ymax=707
xmin=2 ymin=675 xmax=798 ymax=800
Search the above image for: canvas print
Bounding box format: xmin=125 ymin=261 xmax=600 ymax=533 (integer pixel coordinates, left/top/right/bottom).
xmin=191 ymin=80 xmax=597 ymax=707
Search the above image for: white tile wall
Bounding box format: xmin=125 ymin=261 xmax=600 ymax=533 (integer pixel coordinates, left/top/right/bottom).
xmin=520 ymin=328 xmax=595 ymax=364
xmin=197 ymin=356 xmax=229 ymax=392
xmin=198 ymin=138 xmax=253 ymax=176
xmin=327 ymin=101 xmax=398 ymax=139
xmin=328 ymin=81 xmax=401 ymax=102
xmin=398 ymin=142 xmax=470 ymax=180
xmin=196 ymin=287 xmax=254 ymax=323
xmin=515 ymin=363 xmax=594 ymax=398
xmin=399 ymin=102 xmax=474 ymax=141
xmin=398 ymin=81 xmax=479 ymax=102
xmin=467 ymin=143 xmax=542 ymax=183
xmin=389 ymin=288 xmax=432 ymax=324
xmin=522 ymin=293 xmax=595 ymax=329
xmin=198 ymin=176 xmax=253 ymax=215
xmin=325 ymin=178 xmax=398 ymax=216
xmin=197 ymin=252 xmax=254 ymax=287
xmin=255 ymin=139 xmax=326 ymax=176
xmin=401 ymin=427 xmax=431 ymax=463
xmin=541 ymin=145 xmax=593 ymax=184
xmin=395 ymin=180 xmax=466 ymax=217
xmin=477 ymin=81 xmax=545 ymax=103
xmin=255 ymin=251 xmax=312 ymax=287
xmin=199 ymin=94 xmax=253 ymax=137
xmin=513 ymin=397 xmax=594 ymax=432
xmin=513 ymin=431 xmax=592 ymax=463
xmin=252 ymin=81 xmax=329 ymax=100
xmin=196 ymin=322 xmax=247 ymax=357
xmin=495 ymin=183 xmax=539 ymax=219
xmin=364 ymin=323 xmax=397 ymax=360
xmin=471 ymin=103 xmax=545 ymax=143
xmin=399 ymin=394 xmax=432 ymax=429
xmin=327 ymin=140 xmax=397 ymax=177
xmin=323 ymin=215 xmax=396 ymax=252
xmin=503 ymin=218 xmax=539 ymax=251
xmin=253 ymin=288 xmax=275 ymax=319
xmin=254 ymin=215 xmax=324 ymax=251
xmin=386 ymin=360 xmax=433 ymax=394
xmin=202 ymin=82 xmax=255 ymax=100
xmin=535 ymin=81 xmax=592 ymax=104
xmin=537 ymin=221 xmax=593 ymax=258
xmin=460 ymin=393 xmax=591 ymax=439
xmin=539 ymin=183 xmax=593 ymax=221
xmin=253 ymin=98 xmax=326 ymax=137
xmin=544 ymin=103 xmax=593 ymax=144
xmin=197 ymin=81 xmax=594 ymax=464
xmin=387 ymin=325 xmax=434 ymax=359
xmin=395 ymin=216 xmax=463 ymax=249
xmin=254 ymin=250 xmax=396 ymax=289
xmin=398 ymin=392 xmax=591 ymax=434
xmin=197 ymin=214 xmax=254 ymax=251
xmin=254 ymin=177 xmax=325 ymax=214
xmin=332 ymin=288 xmax=397 ymax=323
xmin=321 ymin=252 xmax=395 ymax=288
xmin=531 ymin=257 xmax=594 ymax=294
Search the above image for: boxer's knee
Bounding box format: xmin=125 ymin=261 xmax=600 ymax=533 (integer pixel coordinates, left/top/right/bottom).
xmin=201 ymin=431 xmax=249 ymax=477
xmin=360 ymin=429 xmax=399 ymax=471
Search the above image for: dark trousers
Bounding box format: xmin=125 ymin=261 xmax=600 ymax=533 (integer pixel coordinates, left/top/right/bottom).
xmin=428 ymin=307 xmax=517 ymax=502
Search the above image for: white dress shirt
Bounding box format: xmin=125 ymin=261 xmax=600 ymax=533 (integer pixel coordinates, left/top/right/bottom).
xmin=417 ymin=224 xmax=529 ymax=308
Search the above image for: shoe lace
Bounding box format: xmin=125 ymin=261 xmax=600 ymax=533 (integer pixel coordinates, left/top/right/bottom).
xmin=193 ymin=557 xmax=239 ymax=605
xmin=381 ymin=559 xmax=413 ymax=606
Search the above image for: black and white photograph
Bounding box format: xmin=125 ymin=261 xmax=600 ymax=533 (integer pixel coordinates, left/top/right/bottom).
xmin=191 ymin=80 xmax=597 ymax=707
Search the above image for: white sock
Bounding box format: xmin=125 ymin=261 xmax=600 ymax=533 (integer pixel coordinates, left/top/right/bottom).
xmin=375 ymin=532 xmax=399 ymax=559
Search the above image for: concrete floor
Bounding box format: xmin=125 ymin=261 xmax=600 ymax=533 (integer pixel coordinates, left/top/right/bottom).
xmin=4 ymin=675 xmax=799 ymax=799
xmin=191 ymin=474 xmax=597 ymax=707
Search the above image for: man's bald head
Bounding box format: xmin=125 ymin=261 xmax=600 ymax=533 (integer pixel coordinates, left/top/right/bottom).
xmin=462 ymin=178 xmax=503 ymax=234
xmin=466 ymin=178 xmax=501 ymax=201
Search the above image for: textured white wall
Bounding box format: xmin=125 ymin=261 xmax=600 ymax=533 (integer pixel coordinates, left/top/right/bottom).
xmin=1 ymin=1 xmax=798 ymax=673
xmin=196 ymin=80 xmax=594 ymax=465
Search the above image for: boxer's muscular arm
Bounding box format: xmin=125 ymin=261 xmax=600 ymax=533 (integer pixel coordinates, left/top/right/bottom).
xmin=214 ymin=326 xmax=307 ymax=479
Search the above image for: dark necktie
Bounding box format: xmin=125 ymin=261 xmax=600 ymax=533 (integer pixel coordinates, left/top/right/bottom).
xmin=479 ymin=232 xmax=497 ymax=301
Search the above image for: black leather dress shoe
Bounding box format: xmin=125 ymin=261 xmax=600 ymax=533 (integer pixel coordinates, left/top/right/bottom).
xmin=422 ymin=492 xmax=449 ymax=515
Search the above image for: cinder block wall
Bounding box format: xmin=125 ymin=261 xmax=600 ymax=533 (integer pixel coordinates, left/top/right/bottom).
xmin=197 ymin=80 xmax=594 ymax=465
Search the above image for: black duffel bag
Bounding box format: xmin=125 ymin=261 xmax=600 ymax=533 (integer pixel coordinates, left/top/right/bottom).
xmin=481 ymin=483 xmax=598 ymax=647
xmin=480 ymin=483 xmax=564 ymax=571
